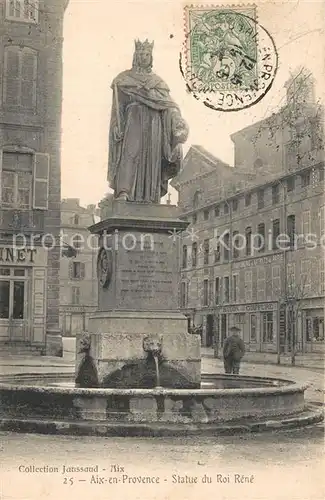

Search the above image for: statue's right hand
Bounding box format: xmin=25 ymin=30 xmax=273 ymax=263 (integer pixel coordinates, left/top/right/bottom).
xmin=113 ymin=126 xmax=124 ymax=142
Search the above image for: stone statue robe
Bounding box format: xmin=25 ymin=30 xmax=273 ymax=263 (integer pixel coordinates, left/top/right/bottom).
xmin=108 ymin=69 xmax=188 ymax=202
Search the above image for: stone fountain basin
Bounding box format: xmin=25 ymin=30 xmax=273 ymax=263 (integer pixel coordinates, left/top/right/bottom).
xmin=0 ymin=374 xmax=315 ymax=432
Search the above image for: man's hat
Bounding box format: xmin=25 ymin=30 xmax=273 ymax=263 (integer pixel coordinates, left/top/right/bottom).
xmin=229 ymin=326 xmax=241 ymax=332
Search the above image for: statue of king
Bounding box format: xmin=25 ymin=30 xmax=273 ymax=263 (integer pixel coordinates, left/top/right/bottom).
xmin=107 ymin=39 xmax=189 ymax=203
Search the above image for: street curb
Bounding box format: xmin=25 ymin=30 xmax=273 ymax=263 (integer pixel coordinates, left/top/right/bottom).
xmin=0 ymin=406 xmax=322 ymax=438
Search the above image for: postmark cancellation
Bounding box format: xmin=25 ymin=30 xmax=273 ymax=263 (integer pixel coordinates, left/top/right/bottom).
xmin=181 ymin=4 xmax=278 ymax=111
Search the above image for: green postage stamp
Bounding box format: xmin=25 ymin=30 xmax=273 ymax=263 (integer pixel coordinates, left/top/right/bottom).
xmin=181 ymin=4 xmax=278 ymax=111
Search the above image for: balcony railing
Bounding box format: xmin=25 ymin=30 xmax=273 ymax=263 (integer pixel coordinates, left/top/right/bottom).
xmin=0 ymin=210 xmax=45 ymax=234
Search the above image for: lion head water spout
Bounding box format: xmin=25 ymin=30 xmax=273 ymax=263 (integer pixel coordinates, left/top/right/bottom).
xmin=143 ymin=335 xmax=162 ymax=388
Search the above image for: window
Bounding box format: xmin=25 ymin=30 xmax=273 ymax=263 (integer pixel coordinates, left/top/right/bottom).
xmin=193 ymin=191 xmax=200 ymax=208
xmin=257 ymin=189 xmax=264 ymax=209
xmin=257 ymin=267 xmax=266 ymax=299
xmin=272 ymin=184 xmax=279 ymax=205
xmin=5 ymin=0 xmax=39 ymax=22
xmin=319 ymin=166 xmax=324 ymax=182
xmin=1 ymin=152 xmax=33 ymax=209
xmin=272 ymin=265 xmax=281 ymax=296
xmin=214 ymin=205 xmax=220 ymax=217
xmin=215 ymin=277 xmax=220 ymax=305
xmin=301 ymin=170 xmax=310 ymax=188
xmin=232 ymin=198 xmax=238 ymax=212
xmin=287 ymin=176 xmax=295 ymax=192
xmin=3 ymin=46 xmax=37 ymax=109
xmin=192 ymin=242 xmax=197 ymax=267
xmin=257 ymin=223 xmax=265 ymax=253
xmin=0 ymin=267 xmax=28 ymax=319
xmin=180 ymin=282 xmax=187 ymax=308
xmin=250 ymin=314 xmax=257 ymax=342
xmin=262 ymin=312 xmax=274 ymax=343
xmin=232 ymin=230 xmax=240 ymax=259
xmin=232 ymin=274 xmax=239 ymax=303
xmin=302 ymin=210 xmax=311 ymax=236
xmin=245 ymin=227 xmax=252 ymax=256
xmin=74 ymin=214 xmax=80 ymax=225
xmin=72 ymin=287 xmax=80 ymax=305
xmin=224 ymin=202 xmax=229 ymax=215
xmin=272 ymin=219 xmax=280 ymax=251
xmin=301 ymin=259 xmax=311 ymax=293
xmin=287 ymin=215 xmax=296 ymax=248
xmin=223 ymin=232 xmax=230 ymax=261
xmin=245 ymin=193 xmax=251 ymax=207
xmin=214 ymin=244 xmax=221 ymax=263
xmin=245 ymin=270 xmax=252 ymax=302
xmin=71 ymin=234 xmax=83 ymax=251
xmin=287 ymin=263 xmax=296 ymax=289
xmin=224 ymin=276 xmax=230 ymax=303
xmin=182 ymin=245 xmax=187 ymax=269
xmin=203 ymin=279 xmax=209 ymax=306
xmin=71 ymin=262 xmax=85 ymax=280
xmin=203 ymin=239 xmax=209 ymax=265
xmin=192 ymin=213 xmax=197 ymax=224
xmin=203 ymin=209 xmax=209 ymax=221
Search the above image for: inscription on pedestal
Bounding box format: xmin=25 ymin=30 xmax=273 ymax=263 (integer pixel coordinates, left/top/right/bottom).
xmin=117 ymin=236 xmax=177 ymax=310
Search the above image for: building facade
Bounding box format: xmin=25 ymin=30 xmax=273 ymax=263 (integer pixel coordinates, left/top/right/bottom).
xmin=0 ymin=0 xmax=69 ymax=355
xmin=59 ymin=198 xmax=99 ymax=336
xmin=173 ymin=71 xmax=324 ymax=353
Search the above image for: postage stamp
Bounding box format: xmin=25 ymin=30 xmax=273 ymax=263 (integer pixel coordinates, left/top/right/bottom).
xmin=181 ymin=4 xmax=278 ymax=111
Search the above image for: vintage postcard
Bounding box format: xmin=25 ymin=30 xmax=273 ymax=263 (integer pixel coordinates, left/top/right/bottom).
xmin=0 ymin=0 xmax=324 ymax=499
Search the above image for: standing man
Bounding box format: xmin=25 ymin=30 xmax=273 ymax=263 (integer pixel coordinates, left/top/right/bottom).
xmin=223 ymin=326 xmax=245 ymax=374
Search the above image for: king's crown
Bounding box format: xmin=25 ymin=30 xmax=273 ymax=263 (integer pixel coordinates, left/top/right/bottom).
xmin=134 ymin=39 xmax=154 ymax=52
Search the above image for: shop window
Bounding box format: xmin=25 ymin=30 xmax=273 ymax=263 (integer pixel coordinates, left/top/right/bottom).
xmin=262 ymin=312 xmax=274 ymax=343
xmin=3 ymin=46 xmax=38 ymax=110
xmin=0 ymin=268 xmax=27 ymax=319
xmin=234 ymin=313 xmax=245 ymax=324
xmin=6 ymin=0 xmax=39 ymax=22
xmin=250 ymin=314 xmax=257 ymax=342
xmin=192 ymin=242 xmax=197 ymax=267
xmin=182 ymin=245 xmax=187 ymax=269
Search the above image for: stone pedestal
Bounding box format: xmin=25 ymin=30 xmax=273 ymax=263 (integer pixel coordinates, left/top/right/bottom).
xmin=76 ymin=200 xmax=201 ymax=388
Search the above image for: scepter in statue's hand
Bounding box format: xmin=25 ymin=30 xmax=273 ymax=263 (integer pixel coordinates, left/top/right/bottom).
xmin=113 ymin=83 xmax=124 ymax=142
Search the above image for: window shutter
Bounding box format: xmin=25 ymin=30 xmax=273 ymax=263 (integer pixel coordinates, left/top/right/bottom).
xmin=68 ymin=261 xmax=73 ymax=280
xmin=21 ymin=49 xmax=37 ymax=109
xmin=0 ymin=149 xmax=2 ymax=205
xmin=4 ymin=47 xmax=20 ymax=106
xmin=80 ymin=263 xmax=86 ymax=279
xmin=33 ymin=153 xmax=50 ymax=209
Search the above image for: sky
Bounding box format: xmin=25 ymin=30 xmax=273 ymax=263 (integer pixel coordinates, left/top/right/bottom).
xmin=60 ymin=0 xmax=325 ymax=207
